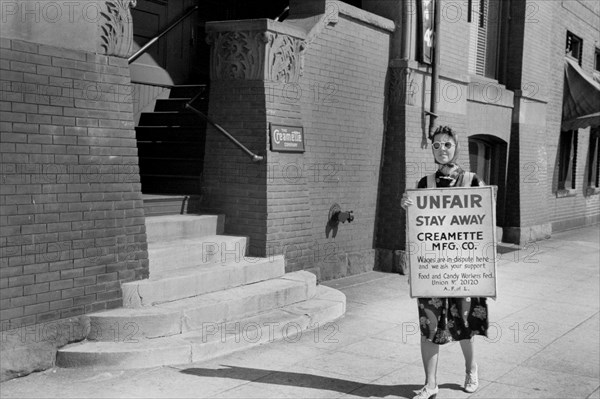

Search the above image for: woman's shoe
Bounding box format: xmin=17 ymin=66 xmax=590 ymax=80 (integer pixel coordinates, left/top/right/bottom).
xmin=413 ymin=385 xmax=439 ymax=399
xmin=464 ymin=364 xmax=479 ymax=393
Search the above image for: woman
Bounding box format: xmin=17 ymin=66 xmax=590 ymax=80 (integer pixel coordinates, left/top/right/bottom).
xmin=401 ymin=126 xmax=488 ymax=399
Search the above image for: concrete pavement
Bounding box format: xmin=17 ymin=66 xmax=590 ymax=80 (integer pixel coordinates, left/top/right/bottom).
xmin=1 ymin=225 xmax=598 ymax=398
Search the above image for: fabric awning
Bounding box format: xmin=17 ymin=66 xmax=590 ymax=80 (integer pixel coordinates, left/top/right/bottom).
xmin=562 ymin=57 xmax=600 ymax=131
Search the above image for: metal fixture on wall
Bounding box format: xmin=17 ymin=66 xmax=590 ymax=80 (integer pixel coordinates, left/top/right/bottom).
xmin=326 ymin=203 xmax=354 ymax=238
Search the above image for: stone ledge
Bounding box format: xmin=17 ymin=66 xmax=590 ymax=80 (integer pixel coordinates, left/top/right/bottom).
xmin=205 ymin=19 xmax=307 ymax=40
xmin=503 ymin=223 xmax=552 ymax=245
xmin=334 ymin=0 xmax=396 ymax=32
xmin=0 ymin=316 xmax=89 ymax=382
xmin=556 ymin=188 xmax=577 ymax=198
xmin=289 ymin=0 xmax=395 ymax=33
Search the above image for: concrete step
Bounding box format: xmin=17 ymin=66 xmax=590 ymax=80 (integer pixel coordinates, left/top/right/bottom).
xmin=154 ymin=98 xmax=207 ymax=113
xmin=148 ymin=234 xmax=248 ymax=275
xmin=154 ymin=98 xmax=188 ymax=112
xmin=169 ymin=84 xmax=207 ymax=99
xmin=122 ymin=255 xmax=286 ymax=307
xmin=56 ymin=285 xmax=346 ymax=369
xmin=142 ymin=195 xmax=188 ymax=217
xmin=139 ymin=112 xmax=204 ymax=127
xmin=136 ymin=126 xmax=205 ymax=142
xmin=89 ymin=271 xmax=315 ymax=341
xmin=140 ymin=175 xmax=203 ymax=196
xmin=139 ymin=157 xmax=203 ymax=176
xmin=137 ymin=141 xmax=205 ymax=159
xmin=145 ymin=214 xmax=224 ymax=243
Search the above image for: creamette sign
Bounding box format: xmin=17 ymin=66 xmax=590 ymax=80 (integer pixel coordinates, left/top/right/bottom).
xmin=270 ymin=124 xmax=305 ymax=152
xmin=406 ymin=186 xmax=497 ymax=298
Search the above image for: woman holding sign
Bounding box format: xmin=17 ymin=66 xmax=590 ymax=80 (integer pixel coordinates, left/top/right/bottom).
xmin=401 ymin=126 xmax=488 ymax=399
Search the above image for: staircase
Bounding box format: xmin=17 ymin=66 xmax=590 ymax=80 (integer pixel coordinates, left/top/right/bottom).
xmin=136 ymin=85 xmax=208 ymax=195
xmin=56 ymin=214 xmax=346 ymax=369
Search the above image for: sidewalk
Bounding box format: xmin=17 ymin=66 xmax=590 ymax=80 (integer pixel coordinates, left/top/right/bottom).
xmin=1 ymin=225 xmax=598 ymax=399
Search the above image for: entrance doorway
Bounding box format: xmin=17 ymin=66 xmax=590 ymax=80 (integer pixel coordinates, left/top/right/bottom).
xmin=469 ymin=135 xmax=508 ymax=227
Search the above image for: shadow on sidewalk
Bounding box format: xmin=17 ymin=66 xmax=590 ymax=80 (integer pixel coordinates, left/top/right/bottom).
xmin=181 ymin=366 xmax=463 ymax=397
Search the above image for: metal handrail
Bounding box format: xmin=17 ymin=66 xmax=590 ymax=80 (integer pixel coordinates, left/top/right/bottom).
xmin=274 ymin=6 xmax=290 ymax=22
xmin=185 ymin=100 xmax=264 ymax=163
xmin=128 ymin=5 xmax=199 ymax=64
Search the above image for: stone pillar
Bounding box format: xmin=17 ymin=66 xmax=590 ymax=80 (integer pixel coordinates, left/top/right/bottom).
xmin=502 ymin=0 xmax=552 ymax=244
xmin=203 ymin=20 xmax=307 ymax=258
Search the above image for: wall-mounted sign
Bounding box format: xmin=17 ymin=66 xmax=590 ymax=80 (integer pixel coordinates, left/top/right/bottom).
xmin=417 ymin=0 xmax=435 ymax=64
xmin=270 ymin=124 xmax=305 ymax=152
xmin=406 ymin=186 xmax=498 ymax=298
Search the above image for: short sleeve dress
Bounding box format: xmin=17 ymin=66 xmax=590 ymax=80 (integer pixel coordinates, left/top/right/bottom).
xmin=416 ymin=168 xmax=489 ymax=344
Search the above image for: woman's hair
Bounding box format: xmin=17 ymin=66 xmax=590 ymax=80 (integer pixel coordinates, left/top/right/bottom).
xmin=429 ymin=125 xmax=457 ymax=143
xmin=430 ymin=125 xmax=460 ymax=165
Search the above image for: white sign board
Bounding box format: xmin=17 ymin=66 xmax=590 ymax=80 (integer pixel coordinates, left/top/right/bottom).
xmin=406 ymin=186 xmax=497 ymax=298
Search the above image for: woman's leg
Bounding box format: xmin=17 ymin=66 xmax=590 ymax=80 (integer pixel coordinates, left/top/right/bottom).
xmin=459 ymin=338 xmax=476 ymax=372
xmin=421 ymin=336 xmax=440 ymax=389
xmin=460 ymin=338 xmax=479 ymax=392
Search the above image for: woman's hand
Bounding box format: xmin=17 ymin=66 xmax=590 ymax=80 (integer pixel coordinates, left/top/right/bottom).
xmin=401 ymin=193 xmax=413 ymax=210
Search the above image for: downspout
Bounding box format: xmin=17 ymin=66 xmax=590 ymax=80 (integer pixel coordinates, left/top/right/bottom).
xmin=427 ymin=0 xmax=441 ymax=138
xmin=401 ymin=0 xmax=414 ymax=60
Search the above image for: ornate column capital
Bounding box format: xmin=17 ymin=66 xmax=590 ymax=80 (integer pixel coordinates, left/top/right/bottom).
xmin=206 ymin=21 xmax=307 ymax=83
xmin=98 ymin=0 xmax=137 ymax=58
xmin=389 ymin=66 xmax=417 ymax=106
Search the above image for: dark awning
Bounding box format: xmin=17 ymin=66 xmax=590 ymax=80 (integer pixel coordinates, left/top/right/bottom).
xmin=562 ymin=57 xmax=600 ymax=131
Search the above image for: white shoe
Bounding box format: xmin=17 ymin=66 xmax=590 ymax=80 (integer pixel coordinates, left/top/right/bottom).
xmin=413 ymin=385 xmax=439 ymax=399
xmin=464 ymin=364 xmax=479 ymax=393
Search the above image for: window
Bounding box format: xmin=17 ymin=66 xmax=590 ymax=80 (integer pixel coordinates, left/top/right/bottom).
xmin=468 ymin=0 xmax=504 ymax=80
xmin=587 ymin=129 xmax=600 ymax=194
xmin=558 ymin=130 xmax=578 ymax=195
xmin=566 ymin=31 xmax=583 ymax=65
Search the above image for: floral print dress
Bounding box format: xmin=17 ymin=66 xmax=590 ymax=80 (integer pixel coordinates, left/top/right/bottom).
xmin=415 ymin=168 xmax=489 ymax=344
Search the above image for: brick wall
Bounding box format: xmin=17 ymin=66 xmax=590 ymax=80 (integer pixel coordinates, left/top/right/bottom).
xmin=275 ymin=13 xmax=391 ymax=279
xmin=438 ymin=0 xmax=471 ymax=76
xmin=203 ymin=4 xmax=393 ymax=279
xmin=511 ymin=0 xmax=553 ymax=235
xmin=0 ymin=39 xmax=148 ymax=331
xmin=545 ymin=0 xmax=600 ymax=231
xmin=501 ymin=0 xmax=600 ymax=241
xmin=376 ymin=3 xmax=477 ymax=256
xmin=201 ymin=80 xmax=268 ymax=257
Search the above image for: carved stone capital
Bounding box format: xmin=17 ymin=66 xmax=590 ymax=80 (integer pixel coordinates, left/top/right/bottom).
xmin=264 ymin=32 xmax=306 ymax=83
xmin=208 ymin=29 xmax=306 ymax=83
xmin=389 ymin=66 xmax=416 ymax=106
xmin=98 ymin=0 xmax=136 ymax=58
xmin=208 ymin=31 xmax=267 ymax=80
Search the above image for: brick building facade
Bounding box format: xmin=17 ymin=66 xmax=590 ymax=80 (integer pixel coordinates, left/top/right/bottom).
xmin=1 ymin=0 xmax=598 ymax=380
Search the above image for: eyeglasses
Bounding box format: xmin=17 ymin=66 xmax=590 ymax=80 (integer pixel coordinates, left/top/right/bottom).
xmin=432 ymin=141 xmax=455 ymax=150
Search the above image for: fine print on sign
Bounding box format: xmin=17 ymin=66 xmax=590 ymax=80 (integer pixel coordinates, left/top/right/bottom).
xmin=406 ymin=186 xmax=498 ymax=298
xmin=270 ymin=124 xmax=305 ymax=152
